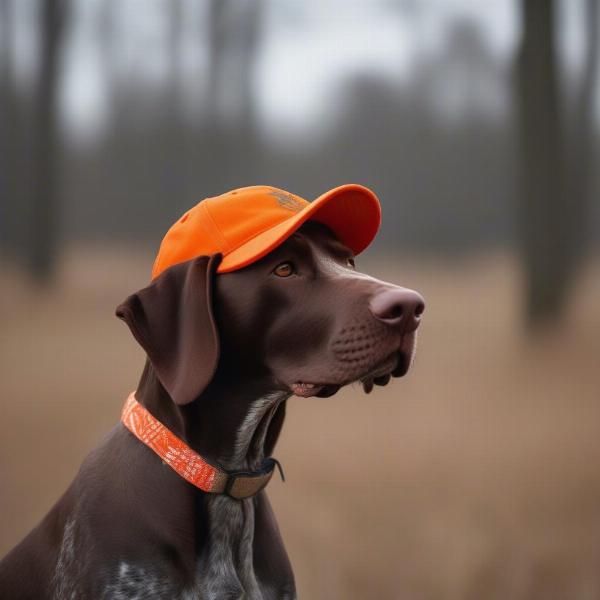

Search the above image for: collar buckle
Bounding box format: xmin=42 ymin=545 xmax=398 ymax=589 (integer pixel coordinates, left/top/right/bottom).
xmin=225 ymin=458 xmax=283 ymax=500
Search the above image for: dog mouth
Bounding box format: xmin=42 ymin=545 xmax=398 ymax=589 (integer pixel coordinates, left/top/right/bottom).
xmin=291 ymin=382 xmax=341 ymax=398
xmin=291 ymin=347 xmax=413 ymax=398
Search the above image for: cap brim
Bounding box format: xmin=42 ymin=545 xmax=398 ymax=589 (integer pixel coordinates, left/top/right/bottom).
xmin=217 ymin=184 xmax=381 ymax=273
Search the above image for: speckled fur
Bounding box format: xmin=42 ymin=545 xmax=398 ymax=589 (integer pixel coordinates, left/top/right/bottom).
xmin=194 ymin=393 xmax=287 ymax=599
xmin=99 ymin=393 xmax=288 ymax=600
xmin=52 ymin=519 xmax=81 ymax=600
xmin=102 ymin=562 xmax=176 ymax=600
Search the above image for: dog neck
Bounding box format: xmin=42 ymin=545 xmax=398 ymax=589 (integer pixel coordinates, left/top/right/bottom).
xmin=114 ymin=361 xmax=294 ymax=597
xmin=134 ymin=360 xmax=289 ymax=473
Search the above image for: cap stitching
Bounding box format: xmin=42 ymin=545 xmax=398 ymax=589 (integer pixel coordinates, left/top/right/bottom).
xmin=201 ymin=201 xmax=233 ymax=253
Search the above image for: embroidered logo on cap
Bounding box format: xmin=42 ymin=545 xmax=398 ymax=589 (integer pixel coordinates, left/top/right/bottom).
xmin=269 ymin=190 xmax=304 ymax=212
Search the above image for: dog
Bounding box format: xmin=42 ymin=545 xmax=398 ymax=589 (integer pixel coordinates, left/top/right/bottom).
xmin=0 ymin=186 xmax=424 ymax=599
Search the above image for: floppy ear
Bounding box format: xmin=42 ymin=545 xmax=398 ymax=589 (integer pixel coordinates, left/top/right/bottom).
xmin=116 ymin=254 xmax=222 ymax=405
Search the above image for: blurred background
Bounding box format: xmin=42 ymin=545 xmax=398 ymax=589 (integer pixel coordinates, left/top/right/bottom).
xmin=1 ymin=0 xmax=599 ymax=598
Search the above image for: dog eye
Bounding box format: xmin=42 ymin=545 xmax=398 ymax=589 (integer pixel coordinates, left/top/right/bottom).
xmin=347 ymin=257 xmax=356 ymax=268
xmin=273 ymin=262 xmax=295 ymax=277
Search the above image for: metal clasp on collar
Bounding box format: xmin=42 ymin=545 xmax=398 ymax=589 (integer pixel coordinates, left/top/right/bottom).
xmin=225 ymin=458 xmax=285 ymax=500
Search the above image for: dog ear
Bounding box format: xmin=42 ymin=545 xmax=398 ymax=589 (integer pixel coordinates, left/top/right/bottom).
xmin=116 ymin=254 xmax=222 ymax=405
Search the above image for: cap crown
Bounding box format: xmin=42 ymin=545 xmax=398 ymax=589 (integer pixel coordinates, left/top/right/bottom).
xmin=152 ymin=186 xmax=308 ymax=279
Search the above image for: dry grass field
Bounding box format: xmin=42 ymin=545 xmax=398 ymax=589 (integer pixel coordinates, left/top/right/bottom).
xmin=1 ymin=247 xmax=599 ymax=599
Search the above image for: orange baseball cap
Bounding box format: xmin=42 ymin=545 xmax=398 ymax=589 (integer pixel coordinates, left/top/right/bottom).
xmin=151 ymin=184 xmax=381 ymax=278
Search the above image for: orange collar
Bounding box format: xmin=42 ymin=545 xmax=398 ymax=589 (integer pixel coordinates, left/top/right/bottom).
xmin=121 ymin=392 xmax=282 ymax=499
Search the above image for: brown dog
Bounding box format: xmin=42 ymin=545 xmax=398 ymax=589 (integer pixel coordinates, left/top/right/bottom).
xmin=0 ymin=221 xmax=424 ymax=599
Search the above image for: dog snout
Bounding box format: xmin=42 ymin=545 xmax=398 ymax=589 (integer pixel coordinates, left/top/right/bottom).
xmin=368 ymin=288 xmax=425 ymax=333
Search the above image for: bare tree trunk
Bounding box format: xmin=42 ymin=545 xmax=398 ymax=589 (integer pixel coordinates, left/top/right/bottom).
xmin=565 ymin=0 xmax=598 ymax=274
xmin=30 ymin=0 xmax=68 ymax=282
xmin=165 ymin=0 xmax=185 ymax=199
xmin=516 ymin=0 xmax=567 ymax=327
xmin=0 ymin=0 xmax=18 ymax=253
xmin=204 ymin=0 xmax=263 ymax=189
xmin=235 ymin=0 xmax=262 ymax=147
xmin=235 ymin=0 xmax=263 ymax=182
xmin=207 ymin=0 xmax=227 ymax=125
xmin=205 ymin=0 xmax=228 ymax=191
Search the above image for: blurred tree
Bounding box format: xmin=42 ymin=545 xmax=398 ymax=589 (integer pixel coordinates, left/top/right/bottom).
xmin=0 ymin=0 xmax=18 ymax=253
xmin=30 ymin=0 xmax=69 ymax=283
xmin=516 ymin=0 xmax=567 ymax=327
xmin=206 ymin=0 xmax=263 ymax=190
xmin=516 ymin=0 xmax=598 ymax=328
xmin=565 ymin=0 xmax=598 ymax=283
xmin=206 ymin=0 xmax=229 ymax=192
xmin=207 ymin=0 xmax=227 ymax=124
xmin=234 ymin=0 xmax=262 ymax=147
xmin=164 ymin=0 xmax=185 ymax=202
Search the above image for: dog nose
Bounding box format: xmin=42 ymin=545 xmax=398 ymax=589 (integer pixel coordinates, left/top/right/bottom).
xmin=369 ymin=288 xmax=425 ymax=332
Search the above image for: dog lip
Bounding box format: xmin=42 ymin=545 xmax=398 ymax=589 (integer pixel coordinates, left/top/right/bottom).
xmin=290 ymin=344 xmax=413 ymax=398
xmin=290 ymin=381 xmax=343 ymax=398
xmin=290 ymin=353 xmax=400 ymax=398
xmin=291 ymin=382 xmax=324 ymax=397
xmin=358 ymin=347 xmax=415 ymax=393
xmin=358 ymin=352 xmax=399 ymax=382
xmin=315 ymin=385 xmax=341 ymax=398
xmin=391 ymin=350 xmax=411 ymax=377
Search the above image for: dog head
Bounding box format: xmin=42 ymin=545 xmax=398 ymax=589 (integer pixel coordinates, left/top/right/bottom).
xmin=117 ymin=221 xmax=424 ymax=404
xmin=215 ymin=221 xmax=424 ymax=397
